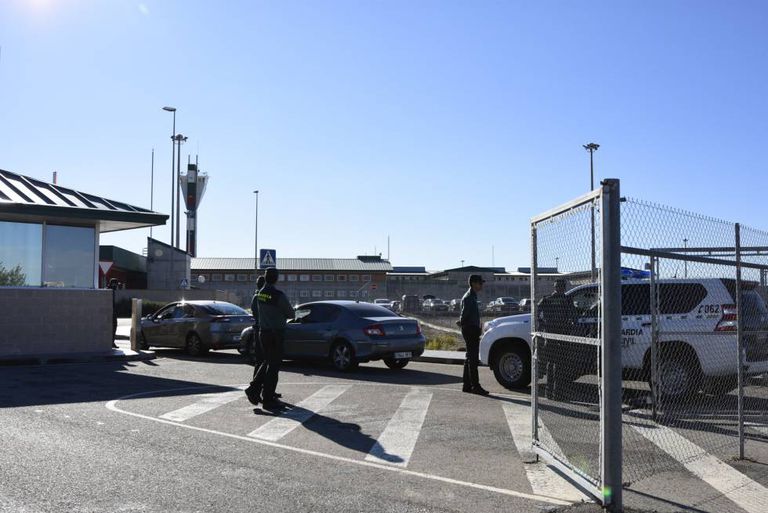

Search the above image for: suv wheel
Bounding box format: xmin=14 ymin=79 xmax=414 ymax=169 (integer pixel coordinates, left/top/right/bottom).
xmin=330 ymin=341 xmax=358 ymax=372
xmin=492 ymin=345 xmax=531 ymax=389
xmin=656 ymin=355 xmax=699 ymax=401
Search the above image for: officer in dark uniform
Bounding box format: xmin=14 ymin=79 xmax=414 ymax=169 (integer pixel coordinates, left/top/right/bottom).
xmin=248 ymin=275 xmax=266 ymax=369
xmin=245 ymin=268 xmax=295 ymax=409
xmin=458 ymin=274 xmax=490 ymax=396
xmin=537 ymin=278 xmax=577 ymax=400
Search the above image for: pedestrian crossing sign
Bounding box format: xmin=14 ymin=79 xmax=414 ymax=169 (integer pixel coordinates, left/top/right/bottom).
xmin=259 ymin=249 xmax=277 ymax=268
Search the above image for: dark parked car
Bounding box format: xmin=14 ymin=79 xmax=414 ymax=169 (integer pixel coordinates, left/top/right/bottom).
xmin=491 ymin=297 xmax=520 ymax=315
xmin=401 ymin=294 xmax=422 ymax=313
xmin=241 ymin=301 xmax=425 ymax=371
xmin=139 ymin=301 xmax=253 ymax=356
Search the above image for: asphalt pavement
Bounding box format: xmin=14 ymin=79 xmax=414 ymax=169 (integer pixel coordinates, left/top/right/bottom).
xmin=1 ymin=348 xmax=767 ymax=513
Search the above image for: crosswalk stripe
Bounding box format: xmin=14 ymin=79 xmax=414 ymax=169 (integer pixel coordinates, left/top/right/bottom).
xmin=365 ymin=388 xmax=432 ymax=467
xmin=503 ymin=402 xmax=589 ymax=501
xmin=746 ymin=422 xmax=768 ymax=437
xmin=158 ymin=387 xmax=245 ymax=422
xmin=248 ymin=384 xmax=351 ymax=441
xmin=632 ymin=422 xmax=768 ymax=513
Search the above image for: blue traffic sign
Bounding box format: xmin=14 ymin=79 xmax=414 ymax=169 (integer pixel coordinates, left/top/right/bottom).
xmin=259 ymin=249 xmax=277 ymax=269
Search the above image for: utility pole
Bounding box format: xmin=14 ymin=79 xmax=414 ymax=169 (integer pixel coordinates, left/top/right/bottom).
xmin=254 ymin=190 xmax=259 ymax=276
xmin=584 ymin=142 xmax=600 ymax=282
xmin=149 ymin=148 xmax=155 ymax=239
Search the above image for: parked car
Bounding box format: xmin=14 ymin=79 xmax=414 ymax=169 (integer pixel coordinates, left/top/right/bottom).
xmin=491 ymin=297 xmax=520 ymax=315
xmin=423 ymin=298 xmax=449 ymax=313
xmin=449 ymin=298 xmax=462 ymax=312
xmin=480 ymin=278 xmax=768 ymax=401
xmin=139 ymin=301 xmax=253 ymax=356
xmin=485 ymin=300 xmax=497 ymax=313
xmin=373 ymin=298 xmax=396 ymax=311
xmin=401 ymin=294 xmax=422 ymax=313
xmin=518 ymin=298 xmax=532 ymax=312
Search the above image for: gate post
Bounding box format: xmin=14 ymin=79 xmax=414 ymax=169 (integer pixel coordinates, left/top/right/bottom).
xmin=736 ymin=223 xmax=745 ymax=459
xmin=600 ymin=179 xmax=623 ymax=511
xmin=530 ymin=224 xmax=539 ymax=453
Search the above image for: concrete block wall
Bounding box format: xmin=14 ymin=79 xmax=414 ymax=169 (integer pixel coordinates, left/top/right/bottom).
xmin=0 ymin=288 xmax=112 ymax=357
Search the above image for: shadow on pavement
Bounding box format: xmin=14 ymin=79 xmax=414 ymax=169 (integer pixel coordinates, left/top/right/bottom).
xmin=252 ymin=402 xmax=403 ymax=462
xmin=0 ymin=360 xmax=238 ymax=409
xmin=154 ymin=349 xmax=463 ymax=386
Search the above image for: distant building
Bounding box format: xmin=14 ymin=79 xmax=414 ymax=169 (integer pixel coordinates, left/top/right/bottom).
xmin=191 ymin=255 xmax=393 ymax=306
xmin=387 ymin=265 xmax=562 ymax=302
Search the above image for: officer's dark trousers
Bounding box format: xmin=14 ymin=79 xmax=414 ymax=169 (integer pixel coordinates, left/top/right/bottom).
xmin=461 ymin=326 xmax=481 ymax=390
xmin=250 ymin=326 xmax=264 ymax=380
xmin=251 ymin=330 xmax=284 ymax=400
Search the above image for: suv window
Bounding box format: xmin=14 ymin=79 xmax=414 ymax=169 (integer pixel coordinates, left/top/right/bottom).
xmin=569 ymin=286 xmax=599 ymax=313
xmin=622 ymin=284 xmax=650 ymax=316
xmin=659 ymin=283 xmax=707 ymax=314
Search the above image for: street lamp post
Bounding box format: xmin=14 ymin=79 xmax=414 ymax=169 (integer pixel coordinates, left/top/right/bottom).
xmin=254 ymin=190 xmax=259 ymax=276
xmin=162 ymin=107 xmax=176 ymax=248
xmin=584 ymin=142 xmax=600 ymax=282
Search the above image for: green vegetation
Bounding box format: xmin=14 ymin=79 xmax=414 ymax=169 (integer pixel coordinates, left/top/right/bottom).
xmin=425 ymin=333 xmax=463 ymax=351
xmin=0 ymin=262 xmax=26 ymax=286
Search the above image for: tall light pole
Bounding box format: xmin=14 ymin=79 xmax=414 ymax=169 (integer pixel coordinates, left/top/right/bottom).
xmin=162 ymin=107 xmax=176 ymax=247
xmin=584 ymin=142 xmax=600 ymax=282
xmin=149 ymin=148 xmax=155 ymax=239
xmin=174 ymin=133 xmax=188 ymax=252
xmin=254 ymin=190 xmax=259 ymax=277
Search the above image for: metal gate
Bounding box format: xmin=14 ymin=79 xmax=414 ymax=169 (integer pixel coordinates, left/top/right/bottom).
xmin=531 ymin=182 xmax=768 ymax=511
xmin=530 ymin=179 xmax=623 ymax=510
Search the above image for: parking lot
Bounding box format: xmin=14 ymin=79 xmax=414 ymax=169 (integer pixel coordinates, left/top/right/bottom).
xmin=0 ymin=348 xmax=766 ymax=513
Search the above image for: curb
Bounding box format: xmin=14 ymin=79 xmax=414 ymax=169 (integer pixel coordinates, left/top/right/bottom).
xmin=0 ymin=349 xmax=156 ymax=367
xmin=414 ymin=354 xmax=465 ymax=365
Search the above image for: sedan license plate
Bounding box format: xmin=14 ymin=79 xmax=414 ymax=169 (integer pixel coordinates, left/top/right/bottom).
xmin=394 ymin=351 xmax=412 ymax=359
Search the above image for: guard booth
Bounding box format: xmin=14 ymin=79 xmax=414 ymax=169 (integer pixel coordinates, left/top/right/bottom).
xmin=0 ymin=168 xmax=167 ymax=359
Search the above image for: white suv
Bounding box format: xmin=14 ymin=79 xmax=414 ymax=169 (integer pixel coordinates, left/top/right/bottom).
xmin=479 ymin=278 xmax=768 ymax=400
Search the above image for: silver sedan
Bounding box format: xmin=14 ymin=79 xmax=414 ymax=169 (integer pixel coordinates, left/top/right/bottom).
xmin=139 ymin=301 xmax=253 ymax=356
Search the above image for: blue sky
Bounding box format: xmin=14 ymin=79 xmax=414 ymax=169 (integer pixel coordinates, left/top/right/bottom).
xmin=1 ymin=1 xmax=767 ymax=271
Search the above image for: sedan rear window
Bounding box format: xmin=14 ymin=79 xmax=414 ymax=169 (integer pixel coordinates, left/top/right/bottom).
xmin=346 ymin=304 xmax=399 ymax=318
xmin=202 ymin=303 xmax=248 ymax=316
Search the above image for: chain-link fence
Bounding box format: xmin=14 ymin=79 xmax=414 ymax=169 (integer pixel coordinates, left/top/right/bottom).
xmin=620 ymin=199 xmax=768 ymax=489
xmin=530 ymin=181 xmax=768 ymax=510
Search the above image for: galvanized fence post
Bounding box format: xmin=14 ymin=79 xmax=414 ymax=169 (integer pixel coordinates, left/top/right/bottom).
xmin=736 ymin=223 xmax=745 ymax=459
xmin=649 ymin=255 xmax=660 ymax=422
xmin=600 ymin=179 xmax=622 ymax=511
xmin=530 ymin=223 xmax=539 ymax=452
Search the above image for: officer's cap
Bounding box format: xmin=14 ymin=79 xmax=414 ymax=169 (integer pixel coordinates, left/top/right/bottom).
xmin=264 ymin=267 xmax=279 ymax=284
xmin=468 ymin=274 xmax=486 ymax=285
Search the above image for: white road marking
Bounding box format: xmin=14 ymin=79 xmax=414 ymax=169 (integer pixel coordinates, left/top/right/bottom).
xmin=106 ymin=385 xmax=572 ymax=506
xmin=503 ymin=402 xmax=589 ymax=502
xmin=248 ymin=384 xmax=351 ymax=441
xmin=366 ymin=388 xmax=432 ymax=467
xmin=745 ymin=422 xmax=768 ymax=437
xmin=632 ymin=422 xmax=768 ymax=513
xmin=159 ymin=387 xmax=246 ymax=422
